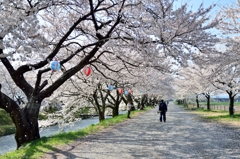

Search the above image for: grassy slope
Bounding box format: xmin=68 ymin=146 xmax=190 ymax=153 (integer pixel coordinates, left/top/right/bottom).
xmin=1 ymin=107 xmax=151 ymax=159
xmin=0 ymin=109 xmax=15 ymax=136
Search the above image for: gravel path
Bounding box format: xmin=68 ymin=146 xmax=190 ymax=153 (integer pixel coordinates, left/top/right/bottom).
xmin=43 ymin=102 xmax=240 ymax=159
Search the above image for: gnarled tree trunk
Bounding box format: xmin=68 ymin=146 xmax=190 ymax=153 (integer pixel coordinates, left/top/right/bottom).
xmin=0 ymin=89 xmax=41 ymax=148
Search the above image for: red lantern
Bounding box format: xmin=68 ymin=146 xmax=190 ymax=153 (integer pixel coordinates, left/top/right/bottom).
xmin=118 ymin=88 xmax=123 ymax=94
xmin=83 ymin=67 xmax=92 ymax=76
xmin=128 ymin=89 xmax=133 ymax=94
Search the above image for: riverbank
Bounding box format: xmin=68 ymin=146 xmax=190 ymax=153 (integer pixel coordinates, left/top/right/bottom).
xmin=0 ymin=109 xmax=15 ymax=136
xmin=0 ymin=111 xmax=99 ymax=136
xmin=0 ymin=108 xmax=147 ymax=158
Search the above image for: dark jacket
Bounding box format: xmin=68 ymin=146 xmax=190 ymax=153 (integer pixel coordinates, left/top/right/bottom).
xmin=159 ymin=102 xmax=168 ymax=112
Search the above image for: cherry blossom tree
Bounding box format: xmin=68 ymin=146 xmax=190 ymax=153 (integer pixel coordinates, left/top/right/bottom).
xmin=131 ymin=0 xmax=219 ymax=68
xmin=206 ymin=0 xmax=240 ymax=115
xmin=0 ymin=0 xmax=221 ymax=148
xmin=0 ymin=0 xmax=140 ymax=148
xmin=208 ymin=62 xmax=240 ymax=115
xmin=174 ymin=63 xmax=218 ymax=109
xmin=56 ymin=52 xmax=141 ymax=121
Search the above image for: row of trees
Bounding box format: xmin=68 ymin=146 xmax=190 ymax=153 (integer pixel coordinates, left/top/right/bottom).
xmin=174 ymin=1 xmax=240 ymax=115
xmin=0 ymin=0 xmax=223 ymax=148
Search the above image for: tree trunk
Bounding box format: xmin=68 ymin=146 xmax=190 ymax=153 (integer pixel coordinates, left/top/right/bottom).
xmin=206 ymin=95 xmax=210 ymax=110
xmin=98 ymin=112 xmax=105 ymax=122
xmin=16 ymin=97 xmax=41 ymax=148
xmin=0 ymin=91 xmax=41 ymax=148
xmin=109 ymin=90 xmax=123 ymax=117
xmin=15 ymin=111 xmax=40 ymax=148
xmin=228 ymin=93 xmax=234 ymax=115
xmin=196 ymin=94 xmax=199 ymax=108
xmin=137 ymin=101 xmax=141 ymax=109
xmin=92 ymin=89 xmax=106 ymax=122
xmin=183 ymin=98 xmax=188 ymax=107
xmin=112 ymin=103 xmax=119 ymax=117
xmin=94 ymin=103 xmax=105 ymax=122
xmin=203 ymin=93 xmax=210 ymax=110
xmin=141 ymin=94 xmax=147 ymax=108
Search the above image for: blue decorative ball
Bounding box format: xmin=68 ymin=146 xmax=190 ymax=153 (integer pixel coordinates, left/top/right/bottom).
xmin=108 ymin=85 xmax=114 ymax=91
xmin=50 ymin=61 xmax=61 ymax=71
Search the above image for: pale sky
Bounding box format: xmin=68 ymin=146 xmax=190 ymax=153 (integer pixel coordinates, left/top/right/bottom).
xmin=176 ymin=0 xmax=235 ymax=8
xmin=175 ymin=0 xmax=236 ymax=14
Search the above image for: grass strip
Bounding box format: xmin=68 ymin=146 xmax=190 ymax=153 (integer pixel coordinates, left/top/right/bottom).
xmin=185 ymin=107 xmax=240 ymax=126
xmin=198 ymin=102 xmax=240 ymax=106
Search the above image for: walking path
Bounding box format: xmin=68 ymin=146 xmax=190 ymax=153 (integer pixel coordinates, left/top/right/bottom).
xmin=43 ymin=102 xmax=240 ymax=159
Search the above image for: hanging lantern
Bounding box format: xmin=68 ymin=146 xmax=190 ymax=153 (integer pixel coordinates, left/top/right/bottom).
xmin=118 ymin=88 xmax=123 ymax=94
xmin=83 ymin=66 xmax=92 ymax=76
xmin=50 ymin=60 xmax=61 ymax=72
xmin=108 ymin=85 xmax=114 ymax=91
xmin=124 ymin=90 xmax=129 ymax=95
xmin=128 ymin=89 xmax=133 ymax=94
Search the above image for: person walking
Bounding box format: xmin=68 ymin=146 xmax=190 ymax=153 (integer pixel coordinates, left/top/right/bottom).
xmin=158 ymin=99 xmax=168 ymax=122
xmin=127 ymin=101 xmax=133 ymax=118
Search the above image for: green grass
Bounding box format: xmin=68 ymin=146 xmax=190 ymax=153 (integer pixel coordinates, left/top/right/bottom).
xmin=199 ymin=102 xmax=240 ymax=106
xmin=185 ymin=107 xmax=226 ymax=113
xmin=185 ymin=107 xmax=240 ymax=124
xmin=1 ymin=107 xmax=150 ymax=159
xmin=0 ymin=109 xmax=15 ymax=136
xmin=177 ymin=100 xmax=240 ymax=123
xmin=204 ymin=113 xmax=240 ymax=120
